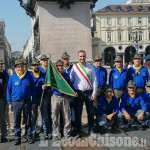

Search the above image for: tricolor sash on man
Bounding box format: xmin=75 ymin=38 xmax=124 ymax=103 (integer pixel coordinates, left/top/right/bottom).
xmin=46 ymin=60 xmax=75 ymax=96
xmin=75 ymin=63 xmax=92 ymax=89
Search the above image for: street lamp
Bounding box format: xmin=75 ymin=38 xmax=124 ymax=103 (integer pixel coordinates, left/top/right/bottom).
xmin=132 ymin=28 xmax=142 ymax=54
xmin=108 ymin=50 xmax=111 ymax=66
xmin=129 ymin=47 xmax=132 ymax=63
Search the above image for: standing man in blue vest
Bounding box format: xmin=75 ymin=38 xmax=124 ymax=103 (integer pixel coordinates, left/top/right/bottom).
xmin=31 ymin=58 xmax=51 ymax=140
xmin=7 ymin=60 xmax=36 ymax=145
xmin=22 ymin=59 xmax=29 ymax=137
xmin=0 ymin=59 xmax=8 ymax=142
xmin=128 ymin=54 xmax=150 ymax=94
xmin=109 ymin=56 xmax=128 ymax=101
xmin=39 ymin=54 xmax=52 ymax=137
xmin=93 ymin=55 xmax=107 ymax=127
xmin=61 ymin=52 xmax=76 ymax=131
xmin=0 ymin=59 xmax=10 ymax=139
xmin=49 ymin=59 xmax=77 ymax=141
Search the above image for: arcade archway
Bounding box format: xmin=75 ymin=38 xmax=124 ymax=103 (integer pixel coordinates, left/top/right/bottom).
xmin=125 ymin=46 xmax=136 ymax=64
xmin=104 ymin=47 xmax=116 ymax=68
xmin=145 ymin=45 xmax=150 ymax=56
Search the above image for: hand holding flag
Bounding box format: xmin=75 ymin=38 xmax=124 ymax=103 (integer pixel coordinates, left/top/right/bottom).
xmin=46 ymin=60 xmax=76 ymax=97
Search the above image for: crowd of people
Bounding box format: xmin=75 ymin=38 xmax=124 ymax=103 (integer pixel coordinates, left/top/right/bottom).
xmin=0 ymin=50 xmax=150 ymax=146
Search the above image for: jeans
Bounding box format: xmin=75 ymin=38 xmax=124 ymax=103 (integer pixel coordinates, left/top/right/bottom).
xmin=31 ymin=98 xmax=50 ymax=134
xmin=118 ymin=110 xmax=149 ymax=125
xmin=74 ymin=90 xmax=95 ymax=133
xmin=98 ymin=114 xmax=119 ymax=127
xmin=0 ymin=98 xmax=7 ymax=137
xmin=12 ymin=100 xmax=32 ymax=140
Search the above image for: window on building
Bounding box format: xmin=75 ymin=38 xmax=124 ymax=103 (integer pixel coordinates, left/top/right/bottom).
xmin=148 ymin=6 xmax=150 ymax=11
xmin=139 ymin=31 xmax=143 ymax=41
xmin=149 ymin=31 xmax=150 ymax=40
xmin=128 ymin=17 xmax=132 ymax=25
xmin=138 ymin=6 xmax=143 ymax=11
xmin=106 ymin=7 xmax=111 ymax=12
xmin=107 ymin=32 xmax=111 ymax=41
xmin=127 ymin=6 xmax=132 ymax=12
xmin=116 ymin=6 xmax=121 ymax=12
xmin=138 ymin=17 xmax=142 ymax=25
xmin=118 ymin=32 xmax=122 ymax=41
xmin=117 ymin=17 xmax=122 ymax=25
xmin=107 ymin=18 xmax=111 ymax=25
xmin=128 ymin=32 xmax=133 ymax=41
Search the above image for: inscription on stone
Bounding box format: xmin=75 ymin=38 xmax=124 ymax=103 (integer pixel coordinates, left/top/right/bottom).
xmin=39 ymin=3 xmax=92 ymax=62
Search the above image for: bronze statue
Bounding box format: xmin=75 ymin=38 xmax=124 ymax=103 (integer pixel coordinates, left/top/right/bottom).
xmin=18 ymin=0 xmax=35 ymax=17
xmin=18 ymin=0 xmax=98 ymax=17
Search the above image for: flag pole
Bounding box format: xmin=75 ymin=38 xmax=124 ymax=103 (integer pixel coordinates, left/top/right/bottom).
xmin=39 ymin=54 xmax=53 ymax=108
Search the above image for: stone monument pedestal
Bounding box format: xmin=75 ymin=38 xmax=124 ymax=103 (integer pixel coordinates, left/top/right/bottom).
xmin=35 ymin=1 xmax=92 ymax=62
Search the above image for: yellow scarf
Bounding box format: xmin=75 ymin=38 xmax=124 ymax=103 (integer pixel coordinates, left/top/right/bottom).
xmin=42 ymin=65 xmax=47 ymax=71
xmin=133 ymin=65 xmax=142 ymax=75
xmin=16 ymin=70 xmax=27 ymax=79
xmin=0 ymin=69 xmax=3 ymax=73
xmin=64 ymin=64 xmax=70 ymax=73
xmin=116 ymin=66 xmax=122 ymax=73
xmin=32 ymin=70 xmax=40 ymax=78
xmin=129 ymin=93 xmax=135 ymax=98
xmin=106 ymin=96 xmax=112 ymax=103
xmin=93 ymin=64 xmax=100 ymax=69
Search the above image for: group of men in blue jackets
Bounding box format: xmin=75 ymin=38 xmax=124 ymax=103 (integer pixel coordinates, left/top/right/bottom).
xmin=94 ymin=54 xmax=150 ymax=134
xmin=1 ymin=51 xmax=150 ymax=146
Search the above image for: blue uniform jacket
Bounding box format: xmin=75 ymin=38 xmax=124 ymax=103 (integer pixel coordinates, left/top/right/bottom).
xmin=109 ymin=68 xmax=128 ymax=89
xmin=127 ymin=66 xmax=150 ymax=88
xmin=120 ymin=92 xmax=147 ymax=113
xmin=63 ymin=64 xmax=73 ymax=75
xmin=7 ymin=71 xmax=36 ymax=105
xmin=3 ymin=70 xmax=9 ymax=83
xmin=93 ymin=66 xmax=107 ymax=87
xmin=142 ymin=91 xmax=150 ymax=112
xmin=30 ymin=71 xmax=46 ymax=97
xmin=39 ymin=67 xmax=50 ymax=94
xmin=97 ymin=95 xmax=119 ymax=116
xmin=39 ymin=66 xmax=47 ymax=78
xmin=51 ymin=72 xmax=75 ymax=96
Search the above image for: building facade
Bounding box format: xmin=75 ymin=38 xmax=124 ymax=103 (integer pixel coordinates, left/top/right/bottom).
xmin=0 ymin=20 xmax=12 ymax=69
xmin=125 ymin=0 xmax=150 ymax=5
xmin=92 ymin=0 xmax=150 ymax=66
xmin=23 ymin=33 xmax=34 ymax=66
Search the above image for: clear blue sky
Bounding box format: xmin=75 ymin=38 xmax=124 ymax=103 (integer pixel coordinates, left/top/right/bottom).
xmin=0 ymin=0 xmax=126 ymax=52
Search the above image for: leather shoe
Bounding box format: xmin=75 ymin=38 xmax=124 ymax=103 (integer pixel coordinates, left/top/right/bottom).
xmin=1 ymin=137 xmax=8 ymax=143
xmin=111 ymin=126 xmax=121 ymax=133
xmin=14 ymin=139 xmax=21 ymax=145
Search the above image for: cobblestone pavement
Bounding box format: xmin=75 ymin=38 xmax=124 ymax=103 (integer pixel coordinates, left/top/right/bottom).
xmin=3 ymin=104 xmax=150 ymax=150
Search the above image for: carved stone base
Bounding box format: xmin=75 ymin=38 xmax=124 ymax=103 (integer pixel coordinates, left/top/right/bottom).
xmin=35 ymin=2 xmax=93 ymax=62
